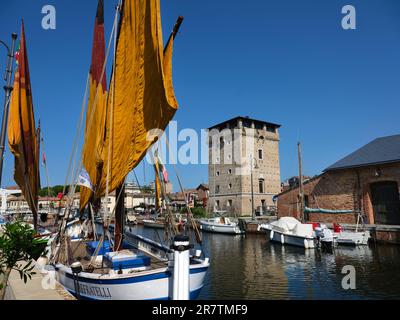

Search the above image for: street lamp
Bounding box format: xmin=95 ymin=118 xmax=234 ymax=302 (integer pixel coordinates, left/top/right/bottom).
xmin=0 ymin=33 xmax=18 ymax=187
xmin=250 ymin=155 xmax=259 ymax=221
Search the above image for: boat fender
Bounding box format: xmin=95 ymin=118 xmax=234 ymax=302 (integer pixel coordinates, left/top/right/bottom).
xmin=270 ymin=230 xmax=274 ymax=240
xmin=304 ymin=239 xmax=308 ymax=249
xmin=281 ymin=234 xmax=285 ymax=244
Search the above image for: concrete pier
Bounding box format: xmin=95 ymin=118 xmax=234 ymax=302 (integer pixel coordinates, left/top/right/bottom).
xmin=4 ymin=261 xmax=75 ymax=300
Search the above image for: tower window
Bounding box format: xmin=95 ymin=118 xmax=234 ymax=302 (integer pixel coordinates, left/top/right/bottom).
xmin=258 ymin=149 xmax=263 ymax=160
xmin=259 ymin=179 xmax=265 ymax=194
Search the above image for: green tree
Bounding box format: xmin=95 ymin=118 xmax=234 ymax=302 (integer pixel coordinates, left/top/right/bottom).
xmin=38 ymin=185 xmax=81 ymax=197
xmin=181 ymin=206 xmax=207 ymax=218
xmin=0 ymin=221 xmax=47 ymax=300
xmin=141 ymin=185 xmax=154 ymax=194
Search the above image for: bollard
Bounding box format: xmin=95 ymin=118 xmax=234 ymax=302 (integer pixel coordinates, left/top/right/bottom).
xmin=172 ymin=235 xmax=192 ymax=300
xmin=71 ymin=261 xmax=83 ymax=299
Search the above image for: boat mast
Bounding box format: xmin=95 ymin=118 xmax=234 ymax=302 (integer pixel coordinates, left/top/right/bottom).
xmin=297 ymin=142 xmax=305 ymax=223
xmin=112 ymin=1 xmax=124 ymax=252
xmin=164 ymin=16 xmax=184 ymax=55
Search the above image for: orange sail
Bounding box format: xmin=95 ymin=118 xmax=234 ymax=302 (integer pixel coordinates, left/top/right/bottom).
xmin=96 ymin=0 xmax=179 ymax=199
xmin=7 ymin=22 xmax=40 ymax=230
xmin=80 ymin=0 xmax=108 ymax=211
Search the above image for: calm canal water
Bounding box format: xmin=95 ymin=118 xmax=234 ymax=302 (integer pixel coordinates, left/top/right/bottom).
xmin=135 ymin=226 xmax=400 ymax=300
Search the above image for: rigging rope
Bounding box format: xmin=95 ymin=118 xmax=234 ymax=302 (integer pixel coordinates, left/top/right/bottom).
xmin=163 ymin=137 xmax=202 ymax=243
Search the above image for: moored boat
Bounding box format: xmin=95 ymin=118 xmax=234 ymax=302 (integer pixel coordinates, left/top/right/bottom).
xmin=332 ymin=214 xmax=371 ymax=246
xmin=54 ymin=239 xmax=209 ymax=300
xmin=200 ymin=217 xmax=245 ymax=235
xmin=335 ymin=230 xmax=370 ymax=245
xmin=143 ymin=218 xmax=165 ymax=229
xmin=259 ymin=217 xmax=316 ymax=249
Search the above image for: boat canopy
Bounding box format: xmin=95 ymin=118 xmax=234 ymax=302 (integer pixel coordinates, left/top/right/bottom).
xmin=304 ymin=207 xmax=353 ymax=214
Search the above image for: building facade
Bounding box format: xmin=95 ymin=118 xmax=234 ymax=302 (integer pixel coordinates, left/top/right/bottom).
xmin=277 ymin=135 xmax=400 ymax=226
xmin=208 ymin=116 xmax=281 ymax=216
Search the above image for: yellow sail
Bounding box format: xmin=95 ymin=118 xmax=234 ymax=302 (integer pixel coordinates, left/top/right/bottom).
xmin=80 ymin=0 xmax=108 ymax=211
xmin=8 ymin=22 xmax=40 ymax=230
xmin=96 ymin=0 xmax=178 ymax=198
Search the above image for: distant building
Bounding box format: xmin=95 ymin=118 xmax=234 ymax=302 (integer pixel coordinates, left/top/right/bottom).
xmin=281 ymin=176 xmax=313 ymax=192
xmin=196 ymin=184 xmax=209 ymax=208
xmin=2 ymin=183 xmax=156 ymax=215
xmin=167 ymin=188 xmax=199 ymax=211
xmin=208 ymin=116 xmax=281 ymax=216
xmin=164 ymin=181 xmax=173 ymax=195
xmin=277 ymin=134 xmax=400 ymax=226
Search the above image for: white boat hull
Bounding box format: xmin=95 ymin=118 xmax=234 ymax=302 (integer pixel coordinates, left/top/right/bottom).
xmin=264 ymin=228 xmax=315 ymax=249
xmin=142 ymin=220 xmax=164 ymax=229
xmin=199 ymin=221 xmax=244 ymax=235
xmin=335 ymin=231 xmax=370 ymax=246
xmin=56 ymin=261 xmax=208 ymax=300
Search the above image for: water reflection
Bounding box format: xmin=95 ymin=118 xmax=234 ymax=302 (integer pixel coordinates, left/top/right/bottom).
xmin=134 ymin=226 xmax=400 ymax=300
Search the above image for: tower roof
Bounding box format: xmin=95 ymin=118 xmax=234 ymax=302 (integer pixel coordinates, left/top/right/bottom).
xmin=208 ymin=116 xmax=281 ymax=130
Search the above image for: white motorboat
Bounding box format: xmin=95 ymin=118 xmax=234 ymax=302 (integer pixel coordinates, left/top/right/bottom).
xmin=142 ymin=218 xmax=165 ymax=229
xmin=199 ymin=217 xmax=245 ymax=235
xmin=332 ymin=213 xmax=370 ymax=246
xmin=258 ymin=217 xmax=316 ymax=249
xmin=335 ymin=229 xmax=370 ymax=245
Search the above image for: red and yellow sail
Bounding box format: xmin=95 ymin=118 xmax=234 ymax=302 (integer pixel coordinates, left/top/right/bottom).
xmin=80 ymin=0 xmax=108 ymax=211
xmin=8 ymin=21 xmax=40 ymax=230
xmin=96 ymin=0 xmax=179 ymax=198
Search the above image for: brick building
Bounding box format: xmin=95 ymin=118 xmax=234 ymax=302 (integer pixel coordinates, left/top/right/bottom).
xmin=208 ymin=116 xmax=281 ymax=216
xmin=277 ymin=135 xmax=400 ymax=226
xmin=196 ymin=184 xmax=209 ymax=207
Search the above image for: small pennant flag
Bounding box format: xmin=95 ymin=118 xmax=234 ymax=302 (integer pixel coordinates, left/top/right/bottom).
xmin=157 ymin=155 xmax=168 ymax=183
xmin=77 ymin=168 xmax=94 ymax=191
xmin=42 ymin=152 xmax=46 ymax=166
xmin=57 ymin=192 xmax=63 ymax=200
xmin=14 ymin=42 xmax=20 ymax=66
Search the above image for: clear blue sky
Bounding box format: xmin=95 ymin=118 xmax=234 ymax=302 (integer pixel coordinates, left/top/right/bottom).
xmin=0 ymin=0 xmax=399 ymax=192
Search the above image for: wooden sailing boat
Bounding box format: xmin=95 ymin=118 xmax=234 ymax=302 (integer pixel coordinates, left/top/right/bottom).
xmin=50 ymin=0 xmax=208 ymax=300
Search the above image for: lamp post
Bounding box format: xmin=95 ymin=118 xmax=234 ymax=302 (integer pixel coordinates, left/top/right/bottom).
xmin=0 ymin=33 xmax=18 ymax=187
xmin=250 ymin=155 xmax=259 ymax=221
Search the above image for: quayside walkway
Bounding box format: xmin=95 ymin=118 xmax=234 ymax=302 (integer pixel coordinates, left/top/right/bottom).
xmin=5 ymin=261 xmax=75 ymax=300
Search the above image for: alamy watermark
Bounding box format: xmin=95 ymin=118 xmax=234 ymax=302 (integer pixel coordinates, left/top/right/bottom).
xmin=144 ymin=121 xmax=262 ymax=177
xmin=41 ymin=5 xmax=56 ymax=30
xmin=342 ymin=5 xmax=356 ymax=30
xmin=341 ymin=265 xmax=356 ymax=290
